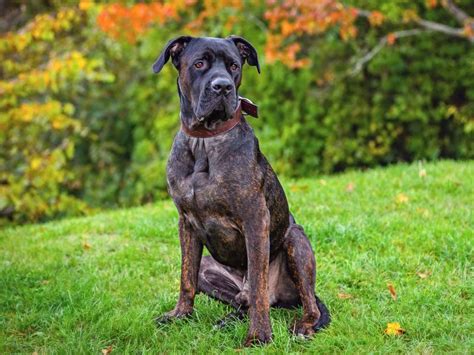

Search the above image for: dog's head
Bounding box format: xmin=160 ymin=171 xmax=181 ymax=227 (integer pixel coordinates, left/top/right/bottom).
xmin=153 ymin=36 xmax=259 ymax=124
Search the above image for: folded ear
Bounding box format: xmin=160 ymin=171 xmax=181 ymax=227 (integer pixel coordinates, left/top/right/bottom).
xmin=152 ymin=36 xmax=193 ymax=74
xmin=228 ymin=35 xmax=260 ymax=74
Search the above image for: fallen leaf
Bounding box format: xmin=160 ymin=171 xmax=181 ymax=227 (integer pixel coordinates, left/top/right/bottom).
xmin=384 ymin=322 xmax=405 ymax=335
xmin=416 ymin=271 xmax=431 ymax=279
xmin=395 ymin=193 xmax=409 ymax=204
xmin=346 ymin=182 xmax=355 ymax=192
xmin=319 ymin=179 xmax=327 ymax=186
xmin=387 ymin=283 xmax=397 ymax=300
xmin=337 ymin=293 xmax=353 ymax=299
xmin=419 ymin=168 xmax=427 ymax=178
xmin=101 ymin=346 xmax=113 ymax=355
xmin=83 ymin=241 xmax=91 ymax=250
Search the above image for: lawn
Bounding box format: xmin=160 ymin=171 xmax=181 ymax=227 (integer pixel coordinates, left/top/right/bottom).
xmin=1 ymin=160 xmax=472 ymax=353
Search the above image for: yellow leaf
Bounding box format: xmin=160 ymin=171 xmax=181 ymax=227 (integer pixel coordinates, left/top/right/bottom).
xmin=346 ymin=182 xmax=355 ymax=192
xmin=319 ymin=179 xmax=327 ymax=186
xmin=419 ymin=168 xmax=427 ymax=178
xmin=384 ymin=322 xmax=405 ymax=335
xmin=79 ymin=0 xmax=94 ymax=11
xmin=101 ymin=346 xmax=113 ymax=355
xmin=416 ymin=271 xmax=431 ymax=279
xmin=83 ymin=241 xmax=91 ymax=250
xmin=52 ymin=119 xmax=63 ymax=130
xmin=402 ymin=9 xmax=419 ymax=23
xmin=337 ymin=293 xmax=353 ymax=300
xmin=30 ymin=158 xmax=42 ymax=170
xmin=395 ymin=193 xmax=409 ymax=204
xmin=446 ymin=105 xmax=457 ymax=117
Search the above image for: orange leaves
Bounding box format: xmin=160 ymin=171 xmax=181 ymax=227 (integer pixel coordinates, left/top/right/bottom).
xmin=387 ymin=283 xmax=397 ymax=301
xmin=462 ymin=23 xmax=474 ymax=40
xmin=264 ymin=34 xmax=310 ymax=69
xmin=384 ymin=322 xmax=405 ymax=335
xmin=339 ymin=25 xmax=358 ymax=41
xmin=97 ymin=3 xmax=182 ymax=43
xmin=368 ymin=11 xmax=384 ymax=27
xmin=383 ymin=284 xmax=405 ymax=336
xmin=387 ymin=33 xmax=397 ymax=46
xmin=264 ymin=0 xmax=360 ymax=67
xmin=425 ymin=0 xmax=438 ymax=9
xmin=96 ymin=0 xmax=253 ymax=42
xmin=184 ymin=0 xmax=241 ymax=34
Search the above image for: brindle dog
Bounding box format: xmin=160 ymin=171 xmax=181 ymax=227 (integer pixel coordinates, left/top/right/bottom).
xmin=153 ymin=35 xmax=330 ymax=346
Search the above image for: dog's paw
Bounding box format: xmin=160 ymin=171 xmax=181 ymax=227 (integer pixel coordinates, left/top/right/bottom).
xmin=244 ymin=324 xmax=272 ymax=347
xmin=234 ymin=290 xmax=250 ymax=307
xmin=290 ymin=317 xmax=319 ymax=338
xmin=155 ymin=308 xmax=192 ymax=325
xmin=244 ymin=331 xmax=272 ymax=347
xmin=290 ymin=320 xmax=314 ymax=339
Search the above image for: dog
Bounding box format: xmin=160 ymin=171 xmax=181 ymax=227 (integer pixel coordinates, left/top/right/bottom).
xmin=153 ymin=35 xmax=330 ymax=346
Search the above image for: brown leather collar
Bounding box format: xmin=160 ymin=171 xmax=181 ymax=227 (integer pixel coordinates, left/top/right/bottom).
xmin=181 ymin=97 xmax=258 ymax=139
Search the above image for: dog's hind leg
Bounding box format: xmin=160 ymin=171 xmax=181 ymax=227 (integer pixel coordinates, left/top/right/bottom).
xmin=282 ymin=221 xmax=331 ymax=336
xmin=197 ymin=256 xmax=247 ymax=326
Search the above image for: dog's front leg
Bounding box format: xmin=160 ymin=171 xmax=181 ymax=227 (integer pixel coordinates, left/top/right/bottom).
xmin=243 ymin=203 xmax=272 ymax=346
xmin=156 ymin=217 xmax=203 ymax=323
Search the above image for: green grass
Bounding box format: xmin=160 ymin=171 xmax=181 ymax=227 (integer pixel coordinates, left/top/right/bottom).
xmin=1 ymin=160 xmax=473 ymax=353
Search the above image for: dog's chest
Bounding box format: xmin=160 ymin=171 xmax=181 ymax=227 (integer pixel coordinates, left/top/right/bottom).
xmin=167 ymin=136 xmax=250 ymax=267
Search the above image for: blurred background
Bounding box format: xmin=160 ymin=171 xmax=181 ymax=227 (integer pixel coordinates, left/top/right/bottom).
xmin=1 ymin=0 xmax=473 ymax=226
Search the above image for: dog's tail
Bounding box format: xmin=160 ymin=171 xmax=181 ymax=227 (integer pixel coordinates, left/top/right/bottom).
xmin=314 ymin=294 xmax=331 ymax=331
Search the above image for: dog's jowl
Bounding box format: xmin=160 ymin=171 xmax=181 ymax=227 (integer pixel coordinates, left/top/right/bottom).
xmin=153 ymin=36 xmax=330 ymax=346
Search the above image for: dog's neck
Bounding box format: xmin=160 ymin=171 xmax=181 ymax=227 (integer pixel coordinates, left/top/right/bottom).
xmin=178 ymin=93 xmax=233 ymax=131
xmin=179 ymin=96 xmax=243 ymax=138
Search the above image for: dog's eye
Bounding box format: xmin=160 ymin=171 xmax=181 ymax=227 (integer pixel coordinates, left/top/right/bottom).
xmin=230 ymin=63 xmax=239 ymax=71
xmin=194 ymin=61 xmax=204 ymax=69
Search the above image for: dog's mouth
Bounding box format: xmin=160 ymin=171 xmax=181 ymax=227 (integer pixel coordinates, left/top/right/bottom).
xmin=204 ymin=107 xmax=227 ymax=122
xmin=195 ymin=97 xmax=236 ymax=123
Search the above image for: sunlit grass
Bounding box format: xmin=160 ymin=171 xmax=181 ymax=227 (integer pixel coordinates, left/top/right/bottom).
xmin=1 ymin=160 xmax=472 ymax=353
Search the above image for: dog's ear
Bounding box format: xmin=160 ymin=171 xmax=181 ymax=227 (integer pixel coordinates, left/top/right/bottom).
xmin=228 ymin=35 xmax=260 ymax=74
xmin=152 ymin=36 xmax=193 ymax=74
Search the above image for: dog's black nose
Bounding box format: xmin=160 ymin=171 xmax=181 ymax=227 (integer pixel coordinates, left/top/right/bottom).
xmin=211 ymin=78 xmax=233 ymax=96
